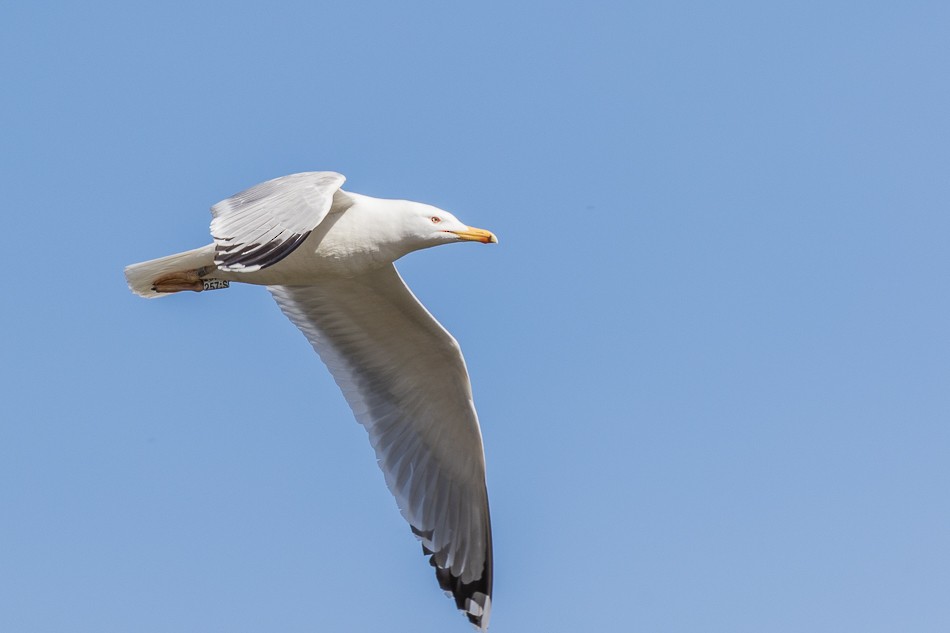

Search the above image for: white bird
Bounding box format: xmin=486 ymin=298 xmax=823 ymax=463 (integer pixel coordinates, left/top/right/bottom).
xmin=125 ymin=172 xmax=496 ymax=630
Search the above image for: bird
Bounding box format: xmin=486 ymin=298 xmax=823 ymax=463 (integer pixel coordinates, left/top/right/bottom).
xmin=125 ymin=171 xmax=497 ymax=630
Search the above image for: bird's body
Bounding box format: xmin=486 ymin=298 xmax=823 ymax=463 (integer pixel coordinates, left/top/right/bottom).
xmin=125 ymin=172 xmax=497 ymax=630
xmin=212 ymin=191 xmax=441 ymax=283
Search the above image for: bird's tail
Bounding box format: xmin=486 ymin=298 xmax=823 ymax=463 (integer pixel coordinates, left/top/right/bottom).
xmin=125 ymin=244 xmax=221 ymax=298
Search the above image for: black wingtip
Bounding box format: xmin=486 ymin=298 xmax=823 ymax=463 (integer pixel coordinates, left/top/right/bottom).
xmin=419 ymin=519 xmax=493 ymax=630
xmin=431 ymin=556 xmax=492 ymax=629
xmin=214 ymin=230 xmax=311 ymax=271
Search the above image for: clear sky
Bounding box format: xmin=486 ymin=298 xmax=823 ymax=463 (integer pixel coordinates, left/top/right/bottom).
xmin=1 ymin=2 xmax=948 ymax=632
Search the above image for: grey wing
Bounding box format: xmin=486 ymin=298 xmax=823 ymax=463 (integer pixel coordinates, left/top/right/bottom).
xmin=210 ymin=171 xmax=346 ymax=272
xmin=269 ymin=265 xmax=493 ymax=630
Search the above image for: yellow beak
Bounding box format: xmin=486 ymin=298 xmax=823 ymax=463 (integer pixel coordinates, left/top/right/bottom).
xmin=448 ymin=226 xmax=499 ymax=244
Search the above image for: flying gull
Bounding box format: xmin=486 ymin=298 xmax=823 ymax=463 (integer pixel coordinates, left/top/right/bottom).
xmin=125 ymin=172 xmax=496 ymax=629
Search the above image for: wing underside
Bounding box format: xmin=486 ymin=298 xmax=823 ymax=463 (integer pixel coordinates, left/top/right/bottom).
xmin=268 ymin=265 xmax=492 ymax=629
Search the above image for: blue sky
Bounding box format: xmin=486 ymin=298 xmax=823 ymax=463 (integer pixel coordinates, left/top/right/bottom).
xmin=2 ymin=2 xmax=948 ymax=631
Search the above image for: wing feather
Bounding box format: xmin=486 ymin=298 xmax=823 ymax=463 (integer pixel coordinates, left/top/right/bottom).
xmin=268 ymin=265 xmax=492 ymax=629
xmin=210 ymin=171 xmax=346 ymax=272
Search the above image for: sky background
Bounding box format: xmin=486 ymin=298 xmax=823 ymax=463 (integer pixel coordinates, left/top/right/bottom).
xmin=1 ymin=2 xmax=948 ymax=632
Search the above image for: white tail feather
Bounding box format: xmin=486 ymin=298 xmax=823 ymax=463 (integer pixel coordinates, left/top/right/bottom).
xmin=125 ymin=244 xmax=216 ymax=298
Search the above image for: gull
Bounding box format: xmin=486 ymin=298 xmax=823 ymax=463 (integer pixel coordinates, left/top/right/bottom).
xmin=125 ymin=172 xmax=496 ymax=630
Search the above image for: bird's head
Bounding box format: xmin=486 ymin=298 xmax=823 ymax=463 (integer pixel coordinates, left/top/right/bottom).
xmin=401 ymin=201 xmax=498 ymax=249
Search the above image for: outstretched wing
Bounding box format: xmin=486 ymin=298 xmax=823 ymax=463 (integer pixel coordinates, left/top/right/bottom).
xmin=269 ymin=265 xmax=493 ymax=630
xmin=210 ymin=171 xmax=346 ymax=272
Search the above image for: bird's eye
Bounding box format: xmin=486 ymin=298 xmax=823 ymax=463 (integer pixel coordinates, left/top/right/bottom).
xmin=430 ymin=216 xmax=442 ymax=224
